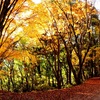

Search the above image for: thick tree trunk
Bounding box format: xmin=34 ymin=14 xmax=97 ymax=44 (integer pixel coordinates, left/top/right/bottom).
xmin=66 ymin=53 xmax=78 ymax=85
xmin=56 ymin=75 xmax=62 ymax=89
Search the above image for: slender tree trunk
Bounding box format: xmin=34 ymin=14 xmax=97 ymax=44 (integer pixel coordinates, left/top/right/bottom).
xmin=10 ymin=64 xmax=15 ymax=91
xmin=77 ymin=68 xmax=82 ymax=84
xmin=51 ymin=75 xmax=56 ymax=87
xmin=48 ymin=76 xmax=51 ymax=86
xmin=65 ymin=67 xmax=69 ymax=84
xmin=7 ymin=77 xmax=10 ymax=91
xmin=69 ymin=65 xmax=72 ymax=84
xmin=31 ymin=70 xmax=35 ymax=90
xmin=0 ymin=79 xmax=3 ymax=90
xmin=56 ymin=37 xmax=62 ymax=89
xmin=31 ymin=76 xmax=34 ymax=90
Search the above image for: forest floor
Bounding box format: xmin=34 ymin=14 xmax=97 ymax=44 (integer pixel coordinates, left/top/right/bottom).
xmin=1 ymin=77 xmax=100 ymax=100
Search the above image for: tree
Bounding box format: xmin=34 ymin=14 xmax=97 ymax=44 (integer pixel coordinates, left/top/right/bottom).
xmin=40 ymin=0 xmax=98 ymax=85
xmin=0 ymin=0 xmax=38 ymax=91
xmin=0 ymin=0 xmax=18 ymax=38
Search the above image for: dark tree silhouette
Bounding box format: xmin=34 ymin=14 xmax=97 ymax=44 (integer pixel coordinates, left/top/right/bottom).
xmin=0 ymin=0 xmax=18 ymax=38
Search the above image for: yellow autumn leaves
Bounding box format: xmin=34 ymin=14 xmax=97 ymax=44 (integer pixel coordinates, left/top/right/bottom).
xmin=0 ymin=0 xmax=99 ymax=69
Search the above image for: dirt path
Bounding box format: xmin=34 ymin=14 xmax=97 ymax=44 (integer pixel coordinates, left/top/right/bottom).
xmin=1 ymin=77 xmax=100 ymax=100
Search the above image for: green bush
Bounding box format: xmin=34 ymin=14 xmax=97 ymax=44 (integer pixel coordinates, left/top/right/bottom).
xmin=35 ymin=84 xmax=55 ymax=91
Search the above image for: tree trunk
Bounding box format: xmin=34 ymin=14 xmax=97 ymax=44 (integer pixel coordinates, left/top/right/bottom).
xmin=56 ymin=75 xmax=62 ymax=89
xmin=0 ymin=79 xmax=3 ymax=90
